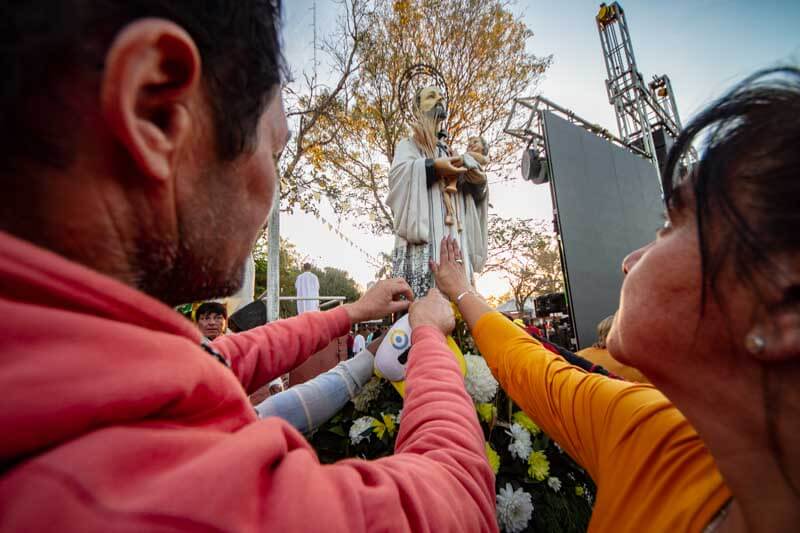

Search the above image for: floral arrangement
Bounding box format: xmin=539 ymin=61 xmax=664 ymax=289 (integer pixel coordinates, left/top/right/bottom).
xmin=308 ymin=322 xmax=595 ymax=532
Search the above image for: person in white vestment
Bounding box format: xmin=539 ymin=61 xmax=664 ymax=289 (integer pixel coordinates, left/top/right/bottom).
xmin=386 ymin=86 xmax=489 ymax=298
xmin=294 ymin=263 xmax=320 ymax=314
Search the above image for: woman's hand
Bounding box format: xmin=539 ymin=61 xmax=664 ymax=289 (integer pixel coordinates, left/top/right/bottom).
xmin=344 ymin=278 xmax=414 ymax=323
xmin=409 ymin=288 xmax=455 ymax=336
xmin=431 ymin=236 xmax=472 ymax=301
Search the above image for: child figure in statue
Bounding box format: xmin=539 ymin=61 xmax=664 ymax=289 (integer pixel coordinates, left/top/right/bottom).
xmin=442 ymin=135 xmax=489 ymax=228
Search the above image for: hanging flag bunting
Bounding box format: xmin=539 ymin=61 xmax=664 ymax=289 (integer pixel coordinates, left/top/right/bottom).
xmin=310 ymin=211 xmax=383 ymax=266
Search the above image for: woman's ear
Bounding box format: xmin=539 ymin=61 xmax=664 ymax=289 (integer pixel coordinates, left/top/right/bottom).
xmin=746 ymin=289 xmax=800 ymax=363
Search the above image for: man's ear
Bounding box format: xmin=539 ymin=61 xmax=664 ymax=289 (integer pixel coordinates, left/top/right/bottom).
xmin=100 ymin=18 xmax=200 ymax=182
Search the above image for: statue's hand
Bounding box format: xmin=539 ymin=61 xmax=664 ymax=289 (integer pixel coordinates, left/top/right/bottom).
xmin=433 ymin=156 xmax=468 ymax=179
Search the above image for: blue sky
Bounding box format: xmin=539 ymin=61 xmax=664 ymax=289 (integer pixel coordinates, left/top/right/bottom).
xmin=278 ymin=0 xmax=800 ymax=296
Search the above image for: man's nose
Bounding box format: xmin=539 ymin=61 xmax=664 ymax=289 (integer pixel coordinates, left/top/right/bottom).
xmin=622 ymin=241 xmax=654 ymax=275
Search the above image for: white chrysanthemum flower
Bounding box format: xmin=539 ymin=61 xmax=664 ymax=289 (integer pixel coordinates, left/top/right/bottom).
xmin=352 ymin=377 xmax=382 ymax=412
xmin=395 ymin=408 xmax=403 ymax=425
xmin=496 ymin=483 xmax=534 ymax=533
xmin=506 ymin=423 xmax=533 ymax=461
xmin=349 ymin=416 xmax=375 ymax=445
xmin=547 ymin=476 xmax=562 ymax=493
xmin=464 ymin=354 xmax=498 ymax=403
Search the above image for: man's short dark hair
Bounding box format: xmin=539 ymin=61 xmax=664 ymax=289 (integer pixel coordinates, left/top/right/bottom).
xmin=1 ymin=1 xmax=285 ymax=177
xmin=303 ymin=263 xmax=312 ymax=271
xmin=196 ymin=302 xmax=228 ymax=321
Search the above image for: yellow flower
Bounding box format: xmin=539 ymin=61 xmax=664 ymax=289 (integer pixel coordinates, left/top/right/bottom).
xmin=527 ymin=450 xmax=550 ymax=481
xmin=485 ymin=442 xmax=500 ymax=474
xmin=575 ymin=485 xmax=585 ymax=497
xmin=372 ymin=413 xmax=397 ymax=439
xmin=513 ymin=411 xmax=541 ymax=436
xmin=450 ymin=302 xmax=463 ymax=322
xmin=476 ymin=403 xmax=496 ymax=423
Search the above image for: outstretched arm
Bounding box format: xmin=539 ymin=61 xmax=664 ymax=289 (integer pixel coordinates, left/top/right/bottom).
xmin=212 ymin=279 xmax=413 ymax=394
xmin=10 ymin=291 xmax=496 ymax=532
xmin=256 ymin=343 xmax=378 ymax=433
xmin=433 ymin=236 xmax=657 ymax=479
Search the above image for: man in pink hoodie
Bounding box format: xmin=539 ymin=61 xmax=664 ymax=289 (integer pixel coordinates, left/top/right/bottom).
xmin=0 ymin=2 xmax=496 ymax=531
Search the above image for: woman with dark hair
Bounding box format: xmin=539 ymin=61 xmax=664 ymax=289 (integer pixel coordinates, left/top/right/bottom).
xmin=433 ymin=68 xmax=800 ymax=532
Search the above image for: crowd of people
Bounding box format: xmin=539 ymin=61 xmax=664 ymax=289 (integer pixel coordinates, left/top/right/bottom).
xmin=1 ymin=1 xmax=798 ymax=532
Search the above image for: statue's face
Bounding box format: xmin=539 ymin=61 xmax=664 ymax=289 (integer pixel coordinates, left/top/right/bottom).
xmin=467 ymin=136 xmax=487 ymax=155
xmin=417 ymin=86 xmax=446 ymax=120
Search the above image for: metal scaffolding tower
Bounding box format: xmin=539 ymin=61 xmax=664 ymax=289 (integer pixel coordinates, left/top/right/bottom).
xmin=596 ymin=2 xmax=681 ymax=171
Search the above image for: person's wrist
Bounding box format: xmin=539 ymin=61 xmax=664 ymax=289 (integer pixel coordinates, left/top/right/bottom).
xmin=410 ymin=319 xmax=446 ymax=337
xmin=447 ymin=285 xmax=472 ymax=302
xmin=343 ymin=302 xmax=367 ymax=324
xmin=410 ymin=323 xmax=447 ymax=339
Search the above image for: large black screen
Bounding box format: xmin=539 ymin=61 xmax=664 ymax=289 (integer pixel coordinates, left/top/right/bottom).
xmin=542 ymin=111 xmax=664 ymax=349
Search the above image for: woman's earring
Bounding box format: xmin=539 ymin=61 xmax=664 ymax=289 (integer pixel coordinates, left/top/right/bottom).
xmin=745 ymin=333 xmax=766 ymax=355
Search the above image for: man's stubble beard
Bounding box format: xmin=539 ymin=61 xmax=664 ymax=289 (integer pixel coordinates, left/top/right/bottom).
xmin=134 ymin=166 xmax=250 ymax=307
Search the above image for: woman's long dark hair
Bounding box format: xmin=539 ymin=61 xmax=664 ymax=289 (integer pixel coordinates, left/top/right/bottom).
xmin=662 ymin=67 xmax=800 ymax=307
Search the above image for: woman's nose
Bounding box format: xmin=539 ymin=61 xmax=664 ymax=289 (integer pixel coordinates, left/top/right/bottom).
xmin=622 ymin=241 xmax=654 ymax=275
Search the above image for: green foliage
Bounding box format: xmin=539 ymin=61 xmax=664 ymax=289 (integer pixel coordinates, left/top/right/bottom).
xmin=486 ymin=216 xmax=564 ymax=315
xmin=253 ymin=233 xmax=362 ymax=318
xmin=316 ymin=267 xmax=362 ymax=306
xmin=308 ymin=326 xmax=595 ymax=532
xmin=311 ymin=378 xmax=403 ymax=464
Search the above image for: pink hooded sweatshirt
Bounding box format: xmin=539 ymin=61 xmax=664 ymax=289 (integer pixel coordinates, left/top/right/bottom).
xmin=0 ymin=232 xmax=497 ymax=532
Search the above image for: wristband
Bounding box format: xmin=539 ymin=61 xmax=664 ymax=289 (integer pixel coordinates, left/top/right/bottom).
xmin=455 ymin=290 xmax=474 ymax=303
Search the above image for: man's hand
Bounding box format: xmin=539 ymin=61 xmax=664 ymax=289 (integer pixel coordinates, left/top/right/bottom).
xmin=430 ymin=236 xmax=472 ymax=301
xmin=433 ymin=156 xmax=468 ymax=179
xmin=409 ymin=288 xmax=455 ymax=336
xmin=344 ymin=278 xmax=414 ymax=324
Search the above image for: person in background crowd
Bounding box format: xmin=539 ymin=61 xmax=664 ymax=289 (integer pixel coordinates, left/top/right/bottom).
xmin=510 ymin=315 xmax=616 ymax=378
xmin=295 ymin=263 xmax=320 ymax=314
xmin=195 ymin=301 xmax=228 ymax=341
xmin=267 ymin=377 xmax=284 ymax=395
xmin=346 ymin=329 xmax=355 ymax=359
xmin=0 ymin=2 xmax=496 ymax=531
xmin=578 ymin=314 xmax=649 ymax=383
xmin=433 ymin=67 xmax=800 ymax=533
xmin=353 ymin=325 xmax=367 ymax=355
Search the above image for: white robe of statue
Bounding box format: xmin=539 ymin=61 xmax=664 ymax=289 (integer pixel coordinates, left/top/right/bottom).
xmin=295 ymin=271 xmax=320 ymax=314
xmin=386 ymin=137 xmax=489 ymax=298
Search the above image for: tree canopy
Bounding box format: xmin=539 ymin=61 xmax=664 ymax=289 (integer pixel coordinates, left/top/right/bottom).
xmin=284 ymin=0 xmax=551 ymax=234
xmin=254 ymin=234 xmax=362 ymax=319
xmin=486 ymin=215 xmax=564 ymax=315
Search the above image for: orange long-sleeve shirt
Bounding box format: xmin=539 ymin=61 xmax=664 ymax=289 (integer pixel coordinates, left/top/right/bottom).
xmin=473 ymin=312 xmax=731 ymax=533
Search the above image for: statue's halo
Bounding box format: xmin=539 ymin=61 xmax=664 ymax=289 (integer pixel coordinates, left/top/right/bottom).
xmin=397 ymin=63 xmax=450 ymax=122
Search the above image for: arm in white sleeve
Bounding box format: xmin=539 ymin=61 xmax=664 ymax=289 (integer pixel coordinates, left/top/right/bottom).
xmin=255 ymin=349 xmax=375 ymax=433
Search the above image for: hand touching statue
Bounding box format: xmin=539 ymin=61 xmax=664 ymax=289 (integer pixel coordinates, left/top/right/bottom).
xmin=430 ymin=236 xmax=472 ymax=301
xmin=344 ymin=278 xmax=414 ymax=323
